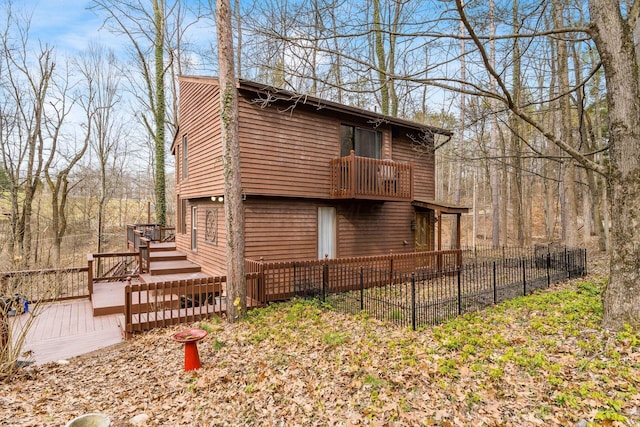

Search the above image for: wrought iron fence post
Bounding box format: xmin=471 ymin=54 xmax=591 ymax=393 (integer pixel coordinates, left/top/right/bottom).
xmin=546 ymin=252 xmax=551 ymax=288
xmin=411 ymin=273 xmax=416 ymax=331
xmin=565 ymin=247 xmax=569 ymax=279
xmin=359 ymin=266 xmax=364 ymax=311
xmin=457 ymin=267 xmax=462 ymax=315
xmin=522 ymin=258 xmax=527 ymax=296
xmin=322 ymin=258 xmax=328 ymax=303
xmin=493 ymin=261 xmax=497 ymax=304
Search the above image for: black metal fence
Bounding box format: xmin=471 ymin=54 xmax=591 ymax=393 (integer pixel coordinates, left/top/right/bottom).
xmin=294 ymin=246 xmax=587 ymax=330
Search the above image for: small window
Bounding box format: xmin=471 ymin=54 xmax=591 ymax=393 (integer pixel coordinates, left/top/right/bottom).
xmin=340 ymin=125 xmax=381 ymax=159
xmin=179 ymin=198 xmax=187 ymax=234
xmin=176 ymin=146 xmax=180 ymax=182
xmin=182 ymin=135 xmax=188 ymax=180
xmin=191 ymin=206 xmax=197 ymax=251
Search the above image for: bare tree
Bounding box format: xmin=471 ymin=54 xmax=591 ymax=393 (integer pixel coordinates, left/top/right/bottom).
xmin=91 ymin=0 xmax=200 ymax=226
xmin=0 ymin=4 xmax=55 ymax=266
xmin=76 ymin=43 xmax=127 ymax=254
xmin=42 ymin=65 xmax=89 ymax=265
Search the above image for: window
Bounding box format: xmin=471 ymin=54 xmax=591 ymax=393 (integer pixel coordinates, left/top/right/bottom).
xmin=340 ymin=125 xmax=382 ymax=159
xmin=204 ymin=208 xmax=218 ymax=245
xmin=191 ymin=206 xmax=198 ymax=251
xmin=182 ymin=135 xmax=188 ymax=180
xmin=176 ymin=146 xmax=180 ymax=182
xmin=176 ymin=194 xmax=187 ymax=234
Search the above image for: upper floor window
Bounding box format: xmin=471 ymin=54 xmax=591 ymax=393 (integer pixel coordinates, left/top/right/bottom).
xmin=182 ymin=134 xmax=188 ymax=180
xmin=340 ymin=125 xmax=381 ymax=159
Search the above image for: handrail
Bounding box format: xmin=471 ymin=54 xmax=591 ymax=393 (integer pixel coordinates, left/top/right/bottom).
xmin=140 ymin=237 xmax=150 ymax=274
xmin=88 ymin=252 xmax=140 ymax=291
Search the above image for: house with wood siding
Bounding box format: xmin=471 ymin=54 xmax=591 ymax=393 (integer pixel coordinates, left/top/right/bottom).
xmin=171 ymin=76 xmax=468 ymax=278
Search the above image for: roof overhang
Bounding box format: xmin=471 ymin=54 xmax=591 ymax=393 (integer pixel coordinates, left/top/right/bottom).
xmin=412 ymin=198 xmax=470 ymax=214
xmin=237 ymin=79 xmax=453 ymax=137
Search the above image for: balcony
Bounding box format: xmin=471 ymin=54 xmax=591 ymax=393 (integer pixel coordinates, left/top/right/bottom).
xmin=330 ymin=152 xmax=413 ymax=201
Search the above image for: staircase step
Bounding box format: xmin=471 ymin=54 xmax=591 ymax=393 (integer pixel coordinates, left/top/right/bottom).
xmin=149 ymin=260 xmax=201 ymax=276
xmin=140 ymin=271 xmax=215 ymax=284
xmin=149 ymin=250 xmax=187 ymax=262
xmin=149 ymin=242 xmax=177 ymax=252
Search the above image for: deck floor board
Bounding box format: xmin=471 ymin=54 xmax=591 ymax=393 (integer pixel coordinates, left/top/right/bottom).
xmin=9 ymin=299 xmax=124 ymax=365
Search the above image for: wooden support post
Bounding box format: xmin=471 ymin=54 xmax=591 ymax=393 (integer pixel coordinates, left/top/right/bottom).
xmin=87 ymin=254 xmax=94 ymax=300
xmin=349 ymin=150 xmax=356 ymax=198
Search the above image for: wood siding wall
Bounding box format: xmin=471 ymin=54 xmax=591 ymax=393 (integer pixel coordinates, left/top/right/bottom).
xmin=176 ymin=199 xmax=227 ymax=277
xmin=175 ymin=77 xmax=223 ymax=199
xmin=237 ymin=93 xmax=339 ymax=199
xmin=244 ymin=199 xmax=319 ymax=262
xmin=392 ymin=132 xmax=435 ymax=200
xmin=174 ymin=77 xmax=436 ymax=201
xmin=337 ymin=201 xmax=415 ymax=258
xmin=244 ymin=199 xmax=415 ymax=264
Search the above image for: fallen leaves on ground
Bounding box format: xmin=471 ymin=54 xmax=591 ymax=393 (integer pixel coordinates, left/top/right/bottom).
xmin=1 ymin=259 xmax=638 ymax=426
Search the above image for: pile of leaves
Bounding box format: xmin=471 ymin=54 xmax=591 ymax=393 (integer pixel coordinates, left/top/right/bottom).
xmin=0 ymin=273 xmax=638 ymax=426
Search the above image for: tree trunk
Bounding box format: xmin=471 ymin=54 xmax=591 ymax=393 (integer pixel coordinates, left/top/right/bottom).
xmin=217 ymin=0 xmax=247 ymax=322
xmin=589 ymin=0 xmax=640 ymax=329
xmin=154 ymin=0 xmax=167 ymax=226
xmin=553 ymin=0 xmax=579 ymax=247
xmin=451 ymin=19 xmax=466 ymax=249
xmin=489 ymin=0 xmax=500 ymax=247
xmin=372 ymin=0 xmax=389 ymax=116
xmin=510 ymin=0 xmax=524 ymax=246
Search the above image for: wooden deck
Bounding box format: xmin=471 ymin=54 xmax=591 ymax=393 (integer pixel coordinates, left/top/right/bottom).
xmin=10 ymin=299 xmax=124 ymax=365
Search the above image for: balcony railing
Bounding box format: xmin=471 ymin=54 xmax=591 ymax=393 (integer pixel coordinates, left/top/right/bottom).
xmin=330 ymin=152 xmax=413 ymax=201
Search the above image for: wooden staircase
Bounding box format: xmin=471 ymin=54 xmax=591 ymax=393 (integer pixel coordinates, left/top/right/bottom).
xmin=146 ymin=243 xmax=202 ymax=276
xmin=91 ymin=242 xmax=213 ymax=316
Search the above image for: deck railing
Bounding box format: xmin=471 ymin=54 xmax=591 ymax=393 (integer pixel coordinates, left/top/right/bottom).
xmin=126 ymin=224 xmax=175 ymax=251
xmin=87 ymin=252 xmax=140 ymax=297
xmin=330 ymin=152 xmax=413 ymax=201
xmin=248 ymin=249 xmax=462 ymax=302
xmin=124 ymin=277 xmax=225 ymax=337
xmin=0 ymin=267 xmax=89 ymax=302
xmin=124 ymin=273 xmax=263 ymax=337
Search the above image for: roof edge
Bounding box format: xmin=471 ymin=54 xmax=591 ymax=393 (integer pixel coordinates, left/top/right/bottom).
xmin=412 ymin=198 xmax=470 ymax=214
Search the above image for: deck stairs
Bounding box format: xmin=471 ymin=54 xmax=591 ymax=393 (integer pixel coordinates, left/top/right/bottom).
xmin=146 ymin=242 xmax=202 ymax=276
xmin=91 ymin=242 xmax=212 ymax=316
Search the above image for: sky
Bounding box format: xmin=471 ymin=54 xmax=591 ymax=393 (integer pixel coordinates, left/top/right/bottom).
xmin=22 ymin=0 xmax=120 ymax=55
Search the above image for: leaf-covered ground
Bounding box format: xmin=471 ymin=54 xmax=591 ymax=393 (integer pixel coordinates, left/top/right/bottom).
xmin=1 ymin=274 xmax=639 ymax=426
